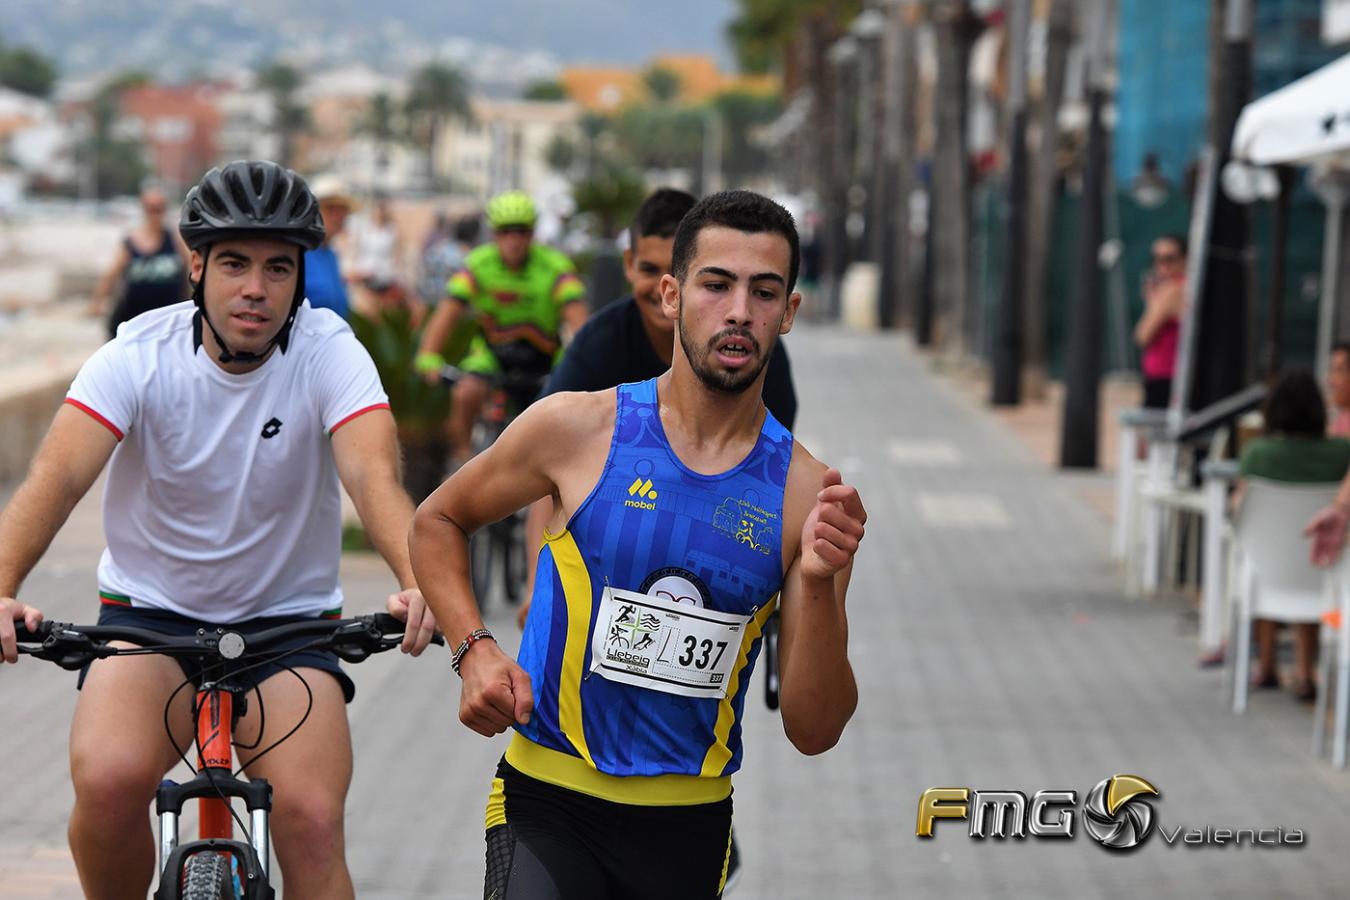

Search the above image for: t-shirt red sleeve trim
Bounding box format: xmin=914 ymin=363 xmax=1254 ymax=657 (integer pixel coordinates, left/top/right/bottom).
xmin=64 ymin=398 xmax=124 ymax=441
xmin=329 ymin=402 xmax=391 ymax=435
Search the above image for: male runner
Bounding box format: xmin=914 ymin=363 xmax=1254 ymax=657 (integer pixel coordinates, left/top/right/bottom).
xmin=415 ymin=190 xmax=588 ymax=463
xmin=521 ymin=188 xmax=799 ymax=609
xmin=411 ymin=190 xmax=864 ymax=898
xmin=543 ymin=187 xmax=797 ymax=427
xmin=0 ymin=160 xmax=438 ymax=900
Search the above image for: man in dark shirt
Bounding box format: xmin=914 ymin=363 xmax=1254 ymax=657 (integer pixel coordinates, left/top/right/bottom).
xmin=540 ymin=188 xmax=797 ymax=427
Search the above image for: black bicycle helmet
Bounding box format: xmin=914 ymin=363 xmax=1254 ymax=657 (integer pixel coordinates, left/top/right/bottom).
xmin=181 ymin=160 xmax=324 ymax=364
xmin=179 ymin=160 xmax=325 ymax=251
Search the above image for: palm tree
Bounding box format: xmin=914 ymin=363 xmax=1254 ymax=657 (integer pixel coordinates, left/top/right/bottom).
xmin=930 ymin=0 xmax=981 ymax=355
xmin=257 ymin=62 xmax=310 ymax=169
xmin=642 ymin=66 xmax=683 ymax=104
xmin=359 ymin=92 xmax=404 ymax=183
xmin=405 ymin=62 xmax=474 ymax=189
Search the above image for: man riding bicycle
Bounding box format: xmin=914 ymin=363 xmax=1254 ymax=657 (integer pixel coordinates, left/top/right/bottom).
xmin=0 ymin=160 xmax=439 ymax=900
xmin=414 ymin=190 xmax=588 ymax=465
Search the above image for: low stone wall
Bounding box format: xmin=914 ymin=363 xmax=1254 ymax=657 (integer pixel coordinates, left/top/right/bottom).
xmin=0 ymin=363 xmax=79 ymax=485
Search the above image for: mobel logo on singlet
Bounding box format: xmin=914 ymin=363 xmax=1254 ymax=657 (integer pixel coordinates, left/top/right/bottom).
xmin=261 ymin=417 xmax=283 ymax=439
xmin=625 ymin=477 xmax=659 ymax=511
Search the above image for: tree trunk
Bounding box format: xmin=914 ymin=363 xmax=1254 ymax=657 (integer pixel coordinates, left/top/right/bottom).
xmin=823 ymin=39 xmax=859 ymax=320
xmin=931 ymin=0 xmax=977 ymax=354
xmin=873 ymin=3 xmax=902 ymax=328
xmin=1021 ymin=0 xmax=1073 ymax=399
xmin=1191 ymin=0 xmax=1252 ymax=409
xmin=892 ymin=2 xmax=921 ymax=332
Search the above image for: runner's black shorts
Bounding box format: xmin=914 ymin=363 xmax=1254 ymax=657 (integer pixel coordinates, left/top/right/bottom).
xmin=483 ymin=758 xmax=733 ymax=900
xmin=76 ymin=603 xmax=357 ymax=702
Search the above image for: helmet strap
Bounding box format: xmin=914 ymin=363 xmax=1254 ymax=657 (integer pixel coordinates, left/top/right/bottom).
xmin=191 ymin=245 xmax=307 ymax=365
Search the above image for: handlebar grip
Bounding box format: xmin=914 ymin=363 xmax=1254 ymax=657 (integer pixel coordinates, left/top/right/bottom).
xmin=369 ymin=612 xmax=446 ymax=646
xmin=13 ymin=620 xmax=55 ymax=643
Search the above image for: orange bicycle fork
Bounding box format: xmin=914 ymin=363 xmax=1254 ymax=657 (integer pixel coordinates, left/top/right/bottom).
xmin=197 ymin=689 xmax=238 ymax=839
xmin=154 ymin=686 xmax=274 ymax=897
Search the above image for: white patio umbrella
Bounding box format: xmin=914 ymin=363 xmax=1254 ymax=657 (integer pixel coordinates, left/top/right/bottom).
xmin=1231 ymin=51 xmax=1350 ymax=377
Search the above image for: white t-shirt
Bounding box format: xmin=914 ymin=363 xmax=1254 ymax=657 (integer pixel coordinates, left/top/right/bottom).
xmin=66 ymin=300 xmax=389 ymax=622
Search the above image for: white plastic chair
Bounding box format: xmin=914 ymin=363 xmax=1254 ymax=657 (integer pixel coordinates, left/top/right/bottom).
xmin=1316 ymin=562 xmax=1350 ymax=767
xmin=1229 ymin=478 xmax=1340 ymax=715
xmin=1136 ymin=425 xmax=1229 ymax=597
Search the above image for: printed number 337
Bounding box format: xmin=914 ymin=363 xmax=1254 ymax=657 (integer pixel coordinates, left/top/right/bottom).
xmin=679 ymin=637 xmax=728 ymax=670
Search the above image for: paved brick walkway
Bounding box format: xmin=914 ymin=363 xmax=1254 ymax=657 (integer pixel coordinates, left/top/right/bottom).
xmin=3 ymin=325 xmax=1349 ymax=898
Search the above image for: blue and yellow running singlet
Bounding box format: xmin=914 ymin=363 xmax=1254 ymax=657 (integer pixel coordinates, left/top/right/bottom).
xmin=510 ymin=377 xmax=792 ymax=805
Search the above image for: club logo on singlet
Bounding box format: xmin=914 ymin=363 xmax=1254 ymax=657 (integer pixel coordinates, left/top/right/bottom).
xmin=639 ymin=567 xmax=712 ymax=609
xmin=712 ymin=492 xmax=778 ymax=556
xmin=261 ymin=417 xmax=283 ymax=439
xmin=624 ymin=459 xmax=660 ymax=511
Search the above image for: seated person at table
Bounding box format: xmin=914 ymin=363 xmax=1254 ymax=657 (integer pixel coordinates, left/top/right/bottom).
xmin=1238 ymin=369 xmax=1350 ymax=701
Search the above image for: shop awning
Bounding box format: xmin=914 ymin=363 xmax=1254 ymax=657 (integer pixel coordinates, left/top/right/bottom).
xmin=1232 ymin=51 xmax=1350 ymax=168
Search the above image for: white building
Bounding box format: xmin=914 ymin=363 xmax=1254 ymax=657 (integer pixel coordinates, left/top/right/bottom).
xmin=300 ymin=65 xmax=423 ymax=194
xmin=434 ymin=98 xmax=580 ymax=202
xmin=0 ymin=88 xmax=78 ymax=194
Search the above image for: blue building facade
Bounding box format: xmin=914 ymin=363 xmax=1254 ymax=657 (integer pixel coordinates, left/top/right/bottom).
xmin=1114 ymin=0 xmax=1338 ymax=187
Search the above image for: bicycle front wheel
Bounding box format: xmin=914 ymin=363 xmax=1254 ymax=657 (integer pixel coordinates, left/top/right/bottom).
xmin=181 ymin=851 xmax=236 ymax=900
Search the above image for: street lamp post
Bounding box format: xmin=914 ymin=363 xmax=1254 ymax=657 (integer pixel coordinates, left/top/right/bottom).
xmin=825 ymin=35 xmax=860 ymax=321
xmin=1059 ymin=0 xmax=1110 ymax=469
xmin=992 ymin=0 xmax=1031 ymax=405
xmin=852 ymin=5 xmax=894 ymax=324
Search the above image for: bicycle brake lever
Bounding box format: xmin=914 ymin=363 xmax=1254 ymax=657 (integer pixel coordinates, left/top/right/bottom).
xmin=19 ymin=629 xmax=104 ymax=671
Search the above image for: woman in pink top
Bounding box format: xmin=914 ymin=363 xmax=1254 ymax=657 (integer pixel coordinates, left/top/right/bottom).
xmin=1327 ymin=341 xmax=1350 ymax=437
xmin=1134 ymin=234 xmax=1187 ymax=408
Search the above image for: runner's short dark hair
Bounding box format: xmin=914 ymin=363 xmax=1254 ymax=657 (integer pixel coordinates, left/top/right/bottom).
xmin=670 ymin=190 xmax=800 ymax=294
xmin=630 ymin=188 xmax=697 ymax=249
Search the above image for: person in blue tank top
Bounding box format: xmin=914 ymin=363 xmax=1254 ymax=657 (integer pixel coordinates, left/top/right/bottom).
xmin=411 ymin=191 xmax=867 ymax=900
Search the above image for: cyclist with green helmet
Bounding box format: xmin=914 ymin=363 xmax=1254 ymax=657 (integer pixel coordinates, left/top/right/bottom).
xmin=416 ymin=190 xmax=588 ymax=464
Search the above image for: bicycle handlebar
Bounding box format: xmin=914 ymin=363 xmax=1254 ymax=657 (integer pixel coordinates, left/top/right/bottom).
xmin=439 ymin=364 xmax=548 ymax=394
xmin=14 ymin=613 xmax=443 ymax=671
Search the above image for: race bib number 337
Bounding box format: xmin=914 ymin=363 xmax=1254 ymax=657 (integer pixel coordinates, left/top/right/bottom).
xmin=589 ymin=586 xmax=750 ymax=699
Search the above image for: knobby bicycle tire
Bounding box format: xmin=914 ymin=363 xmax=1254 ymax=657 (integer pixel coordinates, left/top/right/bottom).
xmin=181 ymin=851 xmax=236 ymax=900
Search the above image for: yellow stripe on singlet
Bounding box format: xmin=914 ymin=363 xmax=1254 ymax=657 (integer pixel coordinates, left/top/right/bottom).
xmin=506 ymin=734 xmax=731 ymax=806
xmin=700 ymin=597 xmax=779 ymax=778
xmin=544 ymin=530 xmax=597 ymax=767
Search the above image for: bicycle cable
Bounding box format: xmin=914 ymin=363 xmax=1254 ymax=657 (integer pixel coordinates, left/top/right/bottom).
xmin=158 ymin=637 xmax=329 ymax=851
xmin=230 ymin=659 xmax=315 ymax=778
xmin=161 ymin=670 xmax=257 ymax=848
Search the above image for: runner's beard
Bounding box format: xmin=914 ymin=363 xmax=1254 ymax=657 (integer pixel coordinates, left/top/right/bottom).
xmin=678 ymin=296 xmax=774 ymax=395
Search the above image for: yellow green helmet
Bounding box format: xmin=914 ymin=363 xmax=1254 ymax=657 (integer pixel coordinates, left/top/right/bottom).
xmin=486 ymin=190 xmax=537 ymax=229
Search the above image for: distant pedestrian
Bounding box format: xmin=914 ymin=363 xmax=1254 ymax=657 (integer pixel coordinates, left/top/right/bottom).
xmin=90 ymin=184 xmax=189 ymax=339
xmin=1134 ymin=233 xmax=1187 ymax=408
xmin=1326 ymin=341 xmax=1350 ymax=437
xmin=418 ymin=214 xmax=479 ymax=306
xmin=305 ymin=175 xmax=358 ymax=319
xmin=351 ymin=195 xmax=403 ymax=289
